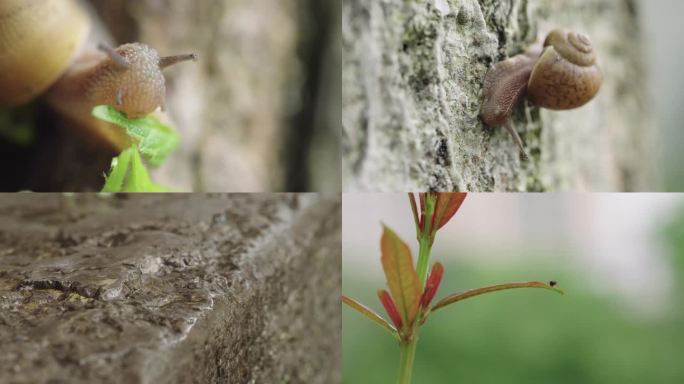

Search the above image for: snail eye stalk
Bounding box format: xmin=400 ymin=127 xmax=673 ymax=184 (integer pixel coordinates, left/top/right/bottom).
xmin=98 ymin=44 xmax=130 ymax=69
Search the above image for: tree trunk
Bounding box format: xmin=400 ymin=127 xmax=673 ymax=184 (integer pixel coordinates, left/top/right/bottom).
xmin=342 ymin=0 xmax=654 ymax=191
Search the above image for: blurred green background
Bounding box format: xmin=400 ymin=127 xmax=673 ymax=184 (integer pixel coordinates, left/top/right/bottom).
xmin=343 ymin=194 xmax=684 ymax=383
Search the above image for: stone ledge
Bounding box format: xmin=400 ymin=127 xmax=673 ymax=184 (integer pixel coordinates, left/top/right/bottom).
xmin=0 ymin=194 xmax=341 ymax=383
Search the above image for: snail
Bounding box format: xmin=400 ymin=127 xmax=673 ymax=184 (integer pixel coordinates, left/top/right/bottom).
xmin=0 ymin=0 xmax=197 ymax=151
xmin=480 ymin=29 xmax=603 ymax=160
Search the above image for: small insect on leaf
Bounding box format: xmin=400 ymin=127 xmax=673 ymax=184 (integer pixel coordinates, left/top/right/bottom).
xmin=549 ymin=280 xmax=557 ymax=287
xmin=428 ymin=281 xmax=564 ymax=317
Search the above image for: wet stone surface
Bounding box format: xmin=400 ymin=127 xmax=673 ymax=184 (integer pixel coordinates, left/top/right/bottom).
xmin=0 ymin=194 xmax=341 ymax=383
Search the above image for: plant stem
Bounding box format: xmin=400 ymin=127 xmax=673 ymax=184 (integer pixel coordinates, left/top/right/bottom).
xmin=397 ymin=193 xmax=436 ymax=384
xmin=400 ymin=239 xmax=428 ymax=384
xmin=402 ymin=238 xmax=429 ymax=384
xmin=415 ymin=236 xmax=432 ymax=287
xmin=397 ymin=337 xmax=419 ymax=384
xmin=415 ymin=194 xmax=435 ymax=287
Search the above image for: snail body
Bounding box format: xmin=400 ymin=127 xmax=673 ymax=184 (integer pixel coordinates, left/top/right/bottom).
xmin=0 ymin=0 xmax=197 ymax=151
xmin=481 ymin=29 xmax=603 ymax=160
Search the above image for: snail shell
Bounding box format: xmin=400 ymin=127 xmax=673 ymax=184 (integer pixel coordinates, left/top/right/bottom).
xmin=527 ymin=29 xmax=602 ymax=110
xmin=0 ymin=0 xmax=90 ymax=105
xmin=480 ymin=28 xmax=602 ymax=160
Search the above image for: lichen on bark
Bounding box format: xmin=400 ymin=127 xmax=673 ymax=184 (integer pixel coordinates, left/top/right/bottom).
xmin=343 ymin=0 xmax=654 ymax=191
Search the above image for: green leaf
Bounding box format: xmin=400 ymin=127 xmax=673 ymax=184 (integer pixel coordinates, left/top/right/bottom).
xmin=101 ymin=146 xmax=134 ymax=192
xmin=426 ymin=281 xmax=564 ymax=320
xmin=342 ymin=295 xmax=399 ymax=340
xmin=380 ymin=225 xmax=421 ymax=328
xmin=101 ymin=146 xmax=171 ymax=192
xmin=92 ymin=105 xmax=179 ymax=166
xmin=125 ymin=146 xmax=170 ymax=192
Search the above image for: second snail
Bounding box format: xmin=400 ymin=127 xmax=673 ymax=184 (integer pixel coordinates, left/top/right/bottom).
xmin=480 ymin=29 xmax=603 ymax=160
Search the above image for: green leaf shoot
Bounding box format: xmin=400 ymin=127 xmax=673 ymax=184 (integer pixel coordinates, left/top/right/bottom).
xmin=101 ymin=146 xmax=134 ymax=192
xmin=92 ymin=105 xmax=179 ymax=166
xmin=425 ymin=281 xmax=564 ymax=321
xmin=102 ymin=145 xmax=171 ymax=192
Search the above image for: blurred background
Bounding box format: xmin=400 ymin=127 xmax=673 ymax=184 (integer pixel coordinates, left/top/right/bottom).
xmin=640 ymin=0 xmax=684 ymax=190
xmin=343 ymin=194 xmax=684 ymax=383
xmin=0 ymin=0 xmax=340 ymax=192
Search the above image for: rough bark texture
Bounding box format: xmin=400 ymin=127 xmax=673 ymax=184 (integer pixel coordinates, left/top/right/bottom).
xmin=0 ymin=0 xmax=340 ymax=192
xmin=342 ymin=0 xmax=655 ymax=191
xmin=0 ymin=194 xmax=341 ymax=383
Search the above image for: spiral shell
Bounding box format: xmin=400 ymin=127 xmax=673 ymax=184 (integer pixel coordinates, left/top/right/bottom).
xmin=527 ymin=29 xmax=602 ymax=110
xmin=0 ymin=0 xmax=90 ymax=105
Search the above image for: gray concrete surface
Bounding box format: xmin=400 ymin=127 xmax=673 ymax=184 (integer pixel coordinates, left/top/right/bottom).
xmin=0 ymin=194 xmax=340 ymax=383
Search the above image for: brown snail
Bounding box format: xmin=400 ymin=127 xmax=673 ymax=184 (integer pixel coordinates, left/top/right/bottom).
xmin=0 ymin=0 xmax=197 ymax=151
xmin=480 ymin=29 xmax=603 ymax=160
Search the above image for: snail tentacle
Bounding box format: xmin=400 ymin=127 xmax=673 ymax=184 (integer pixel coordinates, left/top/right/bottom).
xmin=504 ymin=122 xmax=529 ymax=161
xmin=98 ymin=44 xmax=129 ymax=69
xmin=115 ymin=89 xmax=123 ymax=106
xmin=159 ymin=53 xmax=198 ymax=69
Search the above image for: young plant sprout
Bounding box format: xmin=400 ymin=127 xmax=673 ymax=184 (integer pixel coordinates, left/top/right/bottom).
xmin=342 ymin=193 xmax=564 ymax=384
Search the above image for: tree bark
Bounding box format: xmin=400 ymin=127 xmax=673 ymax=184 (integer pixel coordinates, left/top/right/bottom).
xmin=342 ymin=0 xmax=655 ymax=191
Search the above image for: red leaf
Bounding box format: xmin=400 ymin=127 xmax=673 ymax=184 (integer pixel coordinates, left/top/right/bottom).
xmin=432 ymin=193 xmax=467 ymax=231
xmin=418 ymin=193 xmax=426 ymax=232
xmin=380 ymin=226 xmax=421 ymax=327
xmin=377 ymin=289 xmax=403 ymax=330
xmin=408 ymin=193 xmax=420 ymax=234
xmin=420 ymin=262 xmax=444 ymax=309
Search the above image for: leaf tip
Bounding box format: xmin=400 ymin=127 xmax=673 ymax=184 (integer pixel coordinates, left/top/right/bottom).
xmin=547 ymin=280 xmax=565 ymax=295
xmin=377 ymin=289 xmax=404 ymax=331
xmin=420 ymin=261 xmax=445 ymax=309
